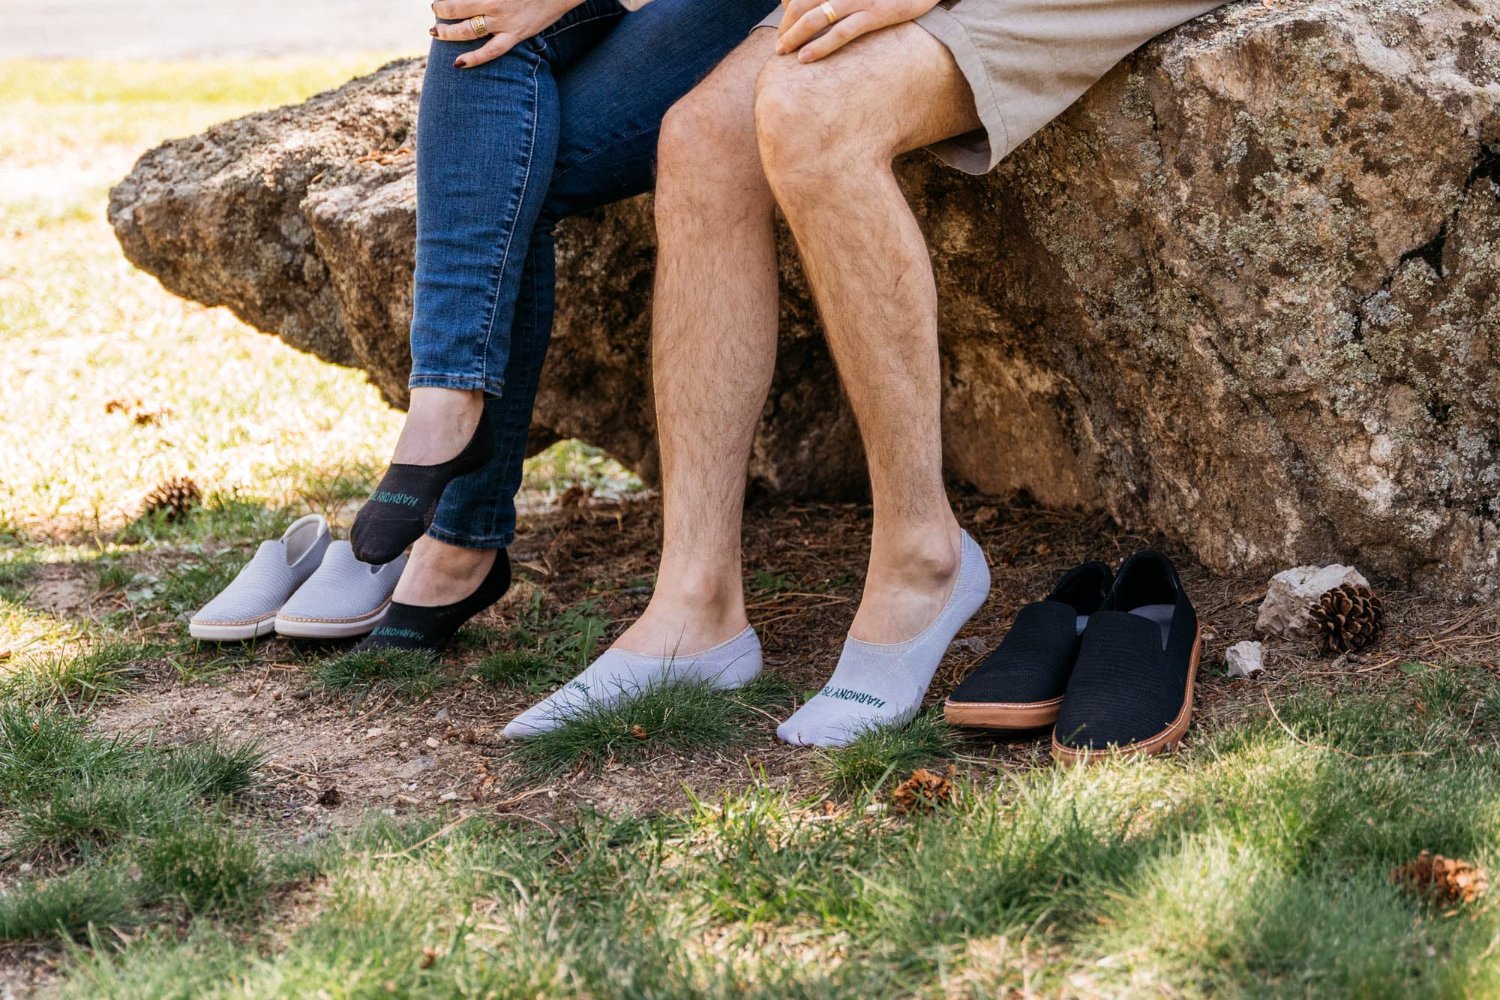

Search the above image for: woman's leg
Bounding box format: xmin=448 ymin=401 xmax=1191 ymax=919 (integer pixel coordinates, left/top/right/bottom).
xmin=423 ymin=0 xmax=781 ymax=594
xmin=352 ymin=1 xmax=623 ymax=569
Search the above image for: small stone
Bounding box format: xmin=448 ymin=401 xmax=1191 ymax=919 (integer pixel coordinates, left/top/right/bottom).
xmin=1225 ymin=640 xmax=1266 ymax=678
xmin=425 ymin=737 xmax=440 ymax=749
xmin=366 ymin=727 xmax=383 ymax=738
xmin=433 ymin=708 xmax=451 ymax=723
xmin=951 ymin=636 xmax=988 ymax=654
xmin=439 ymin=790 xmax=459 ymax=802
xmin=1256 ymin=565 xmax=1370 ymax=638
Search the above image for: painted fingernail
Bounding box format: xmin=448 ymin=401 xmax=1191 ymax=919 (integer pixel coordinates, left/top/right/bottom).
xmin=453 ymin=57 xmax=465 ymax=68
xmin=429 ymin=27 xmax=437 ymax=36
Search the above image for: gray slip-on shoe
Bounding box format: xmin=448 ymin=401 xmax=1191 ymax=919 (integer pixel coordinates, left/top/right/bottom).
xmin=275 ymin=541 xmax=407 ymax=639
xmin=188 ymin=514 xmax=330 ymax=641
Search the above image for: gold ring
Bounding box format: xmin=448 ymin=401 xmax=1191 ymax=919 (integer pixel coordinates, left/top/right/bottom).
xmin=819 ymin=1 xmax=838 ymax=25
xmin=469 ymin=14 xmax=489 ymax=37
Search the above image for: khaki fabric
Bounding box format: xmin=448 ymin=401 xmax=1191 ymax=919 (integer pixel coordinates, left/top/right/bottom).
xmin=756 ymin=0 xmax=1226 ymax=174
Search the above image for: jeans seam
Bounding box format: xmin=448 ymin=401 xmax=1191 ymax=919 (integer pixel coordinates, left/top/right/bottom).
xmin=477 ymin=53 xmax=544 ymax=390
xmin=551 ymin=122 xmax=660 ymax=188
xmin=544 ymin=10 xmax=621 ymax=39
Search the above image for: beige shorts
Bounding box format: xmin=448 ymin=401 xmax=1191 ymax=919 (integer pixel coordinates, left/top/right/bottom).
xmin=757 ymin=0 xmax=1225 ymax=174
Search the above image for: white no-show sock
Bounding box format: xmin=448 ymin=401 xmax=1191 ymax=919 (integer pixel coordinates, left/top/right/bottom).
xmin=777 ymin=531 xmax=992 ymax=748
xmin=501 ymin=627 xmax=763 ymax=739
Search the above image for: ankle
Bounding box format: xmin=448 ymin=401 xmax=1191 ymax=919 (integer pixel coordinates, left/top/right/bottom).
xmin=868 ymin=523 xmax=962 ymax=588
xmin=408 ymin=539 xmax=494 ymax=578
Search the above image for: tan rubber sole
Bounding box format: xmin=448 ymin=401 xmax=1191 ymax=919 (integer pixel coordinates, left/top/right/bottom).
xmin=1052 ymin=624 xmax=1202 ymax=765
xmin=944 ymin=696 xmax=1063 ymax=730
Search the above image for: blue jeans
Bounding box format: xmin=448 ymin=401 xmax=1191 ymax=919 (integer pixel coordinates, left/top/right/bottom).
xmin=411 ymin=0 xmax=777 ymax=550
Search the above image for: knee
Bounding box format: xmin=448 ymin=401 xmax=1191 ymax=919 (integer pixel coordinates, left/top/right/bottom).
xmin=754 ymin=58 xmax=881 ymax=201
xmin=658 ymin=84 xmax=759 ymax=186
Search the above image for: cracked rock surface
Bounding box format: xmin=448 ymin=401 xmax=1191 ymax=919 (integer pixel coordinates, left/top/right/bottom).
xmin=109 ymin=0 xmax=1498 ymax=596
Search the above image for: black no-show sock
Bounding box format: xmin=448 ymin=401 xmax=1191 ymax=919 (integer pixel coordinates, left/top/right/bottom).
xmin=350 ymin=410 xmax=495 ymax=564
xmin=353 ymin=549 xmax=511 ymax=655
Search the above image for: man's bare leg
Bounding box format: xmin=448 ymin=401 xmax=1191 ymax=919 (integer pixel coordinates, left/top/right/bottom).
xmin=756 ymin=25 xmax=989 ymax=744
xmin=756 ymin=25 xmax=980 ymax=644
xmin=500 ymin=33 xmax=784 ymax=738
xmin=611 ymin=31 xmax=782 ymax=657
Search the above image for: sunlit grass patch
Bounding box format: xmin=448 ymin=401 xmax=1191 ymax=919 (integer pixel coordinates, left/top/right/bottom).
xmin=0 ymin=638 xmax=156 ymax=705
xmin=508 ymin=678 xmax=794 ymax=779
xmin=817 ymin=708 xmax=961 ymax=793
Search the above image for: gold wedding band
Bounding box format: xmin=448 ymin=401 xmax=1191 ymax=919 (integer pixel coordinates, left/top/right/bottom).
xmin=469 ymin=14 xmax=489 ymax=37
xmin=819 ymin=1 xmax=838 ymax=25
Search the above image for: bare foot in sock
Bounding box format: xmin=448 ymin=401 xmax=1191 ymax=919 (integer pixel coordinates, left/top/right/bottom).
xmin=502 ymin=564 xmax=755 ymax=739
xmin=394 ymin=537 xmax=497 ymax=607
xmin=612 ymin=563 xmax=750 ymax=657
xmin=392 ymin=387 xmax=484 ymax=465
xmin=777 ymin=528 xmax=991 ymax=747
xmin=350 ymin=389 xmax=493 ymax=565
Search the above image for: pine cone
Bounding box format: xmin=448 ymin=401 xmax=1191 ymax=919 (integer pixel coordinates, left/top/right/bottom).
xmin=1392 ymin=851 xmax=1489 ymax=906
xmin=1308 ymin=582 xmax=1383 ymax=654
xmin=141 ymin=477 xmax=202 ymax=522
xmin=891 ymin=767 xmax=955 ymax=815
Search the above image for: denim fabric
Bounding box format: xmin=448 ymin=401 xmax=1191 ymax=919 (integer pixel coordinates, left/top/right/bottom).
xmin=412 ymin=0 xmax=778 ymax=550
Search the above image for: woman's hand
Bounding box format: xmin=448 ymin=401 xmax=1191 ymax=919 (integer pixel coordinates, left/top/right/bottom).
xmin=431 ymin=0 xmax=579 ymax=68
xmin=774 ymin=0 xmax=939 ymax=62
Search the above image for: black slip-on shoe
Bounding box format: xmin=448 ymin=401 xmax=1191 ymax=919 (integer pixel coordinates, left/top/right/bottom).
xmin=944 ymin=561 xmax=1114 ymax=730
xmin=1052 ymin=550 xmax=1201 ymax=764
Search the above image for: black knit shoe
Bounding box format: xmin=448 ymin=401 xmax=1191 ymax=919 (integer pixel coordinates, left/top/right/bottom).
xmin=944 ymin=561 xmax=1113 ymax=730
xmin=1052 ymin=550 xmax=1201 ymax=764
xmin=353 ymin=549 xmax=511 ymax=655
xmin=350 ymin=410 xmax=495 ymax=565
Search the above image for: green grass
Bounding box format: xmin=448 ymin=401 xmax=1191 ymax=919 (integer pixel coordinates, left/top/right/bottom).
xmin=817 ymin=708 xmax=961 ymax=793
xmin=0 ymin=866 xmax=144 ymax=943
xmin=509 ymin=678 xmax=794 ymax=779
xmin=0 ymin=638 xmax=155 ymax=705
xmin=312 ymin=647 xmax=449 ymax=699
xmin=502 ymin=591 xmax=610 ymax=685
xmin=136 ymin=823 xmax=267 ymax=917
xmin=0 ymin=706 xmax=265 ymax=865
xmin=52 ymin=678 xmax=1500 ymax=995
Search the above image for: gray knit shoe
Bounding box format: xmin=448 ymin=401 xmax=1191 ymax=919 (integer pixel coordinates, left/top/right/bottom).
xmin=188 ymin=514 xmax=330 ymax=641
xmin=275 ymin=542 xmax=407 ymax=640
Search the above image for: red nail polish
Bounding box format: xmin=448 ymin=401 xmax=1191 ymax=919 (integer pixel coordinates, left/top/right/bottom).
xmin=429 ymin=27 xmax=437 ymax=36
xmin=453 ymin=58 xmax=464 ymax=68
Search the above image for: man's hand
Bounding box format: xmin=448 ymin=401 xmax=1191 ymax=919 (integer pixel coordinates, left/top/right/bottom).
xmin=431 ymin=0 xmax=578 ymax=68
xmin=774 ymin=0 xmax=939 ymax=62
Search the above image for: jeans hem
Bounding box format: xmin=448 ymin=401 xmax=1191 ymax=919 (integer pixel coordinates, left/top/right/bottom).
xmin=408 ymin=373 xmax=505 ymax=397
xmin=426 ymin=524 xmax=515 ymax=551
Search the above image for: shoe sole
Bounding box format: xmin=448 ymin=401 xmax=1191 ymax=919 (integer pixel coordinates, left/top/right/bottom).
xmin=275 ymin=602 xmax=391 ymax=640
xmin=943 ymin=696 xmax=1063 ymax=729
xmin=1051 ymin=623 xmax=1202 ymax=765
xmin=189 ymin=615 xmax=277 ymax=642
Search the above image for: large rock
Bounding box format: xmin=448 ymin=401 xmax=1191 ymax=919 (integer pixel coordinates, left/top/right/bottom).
xmin=109 ymin=0 xmax=1499 ymax=597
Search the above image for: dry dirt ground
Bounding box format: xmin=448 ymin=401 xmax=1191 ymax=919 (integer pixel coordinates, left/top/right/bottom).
xmin=21 ymin=493 xmax=1493 ymax=843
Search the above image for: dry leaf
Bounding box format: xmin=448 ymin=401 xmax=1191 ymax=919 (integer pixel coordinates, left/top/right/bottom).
xmin=891 ymin=767 xmax=955 ymax=815
xmin=419 ymin=947 xmax=438 ymax=970
xmin=629 ymin=724 xmax=648 ymax=740
xmin=1392 ymin=851 xmax=1489 ymax=906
